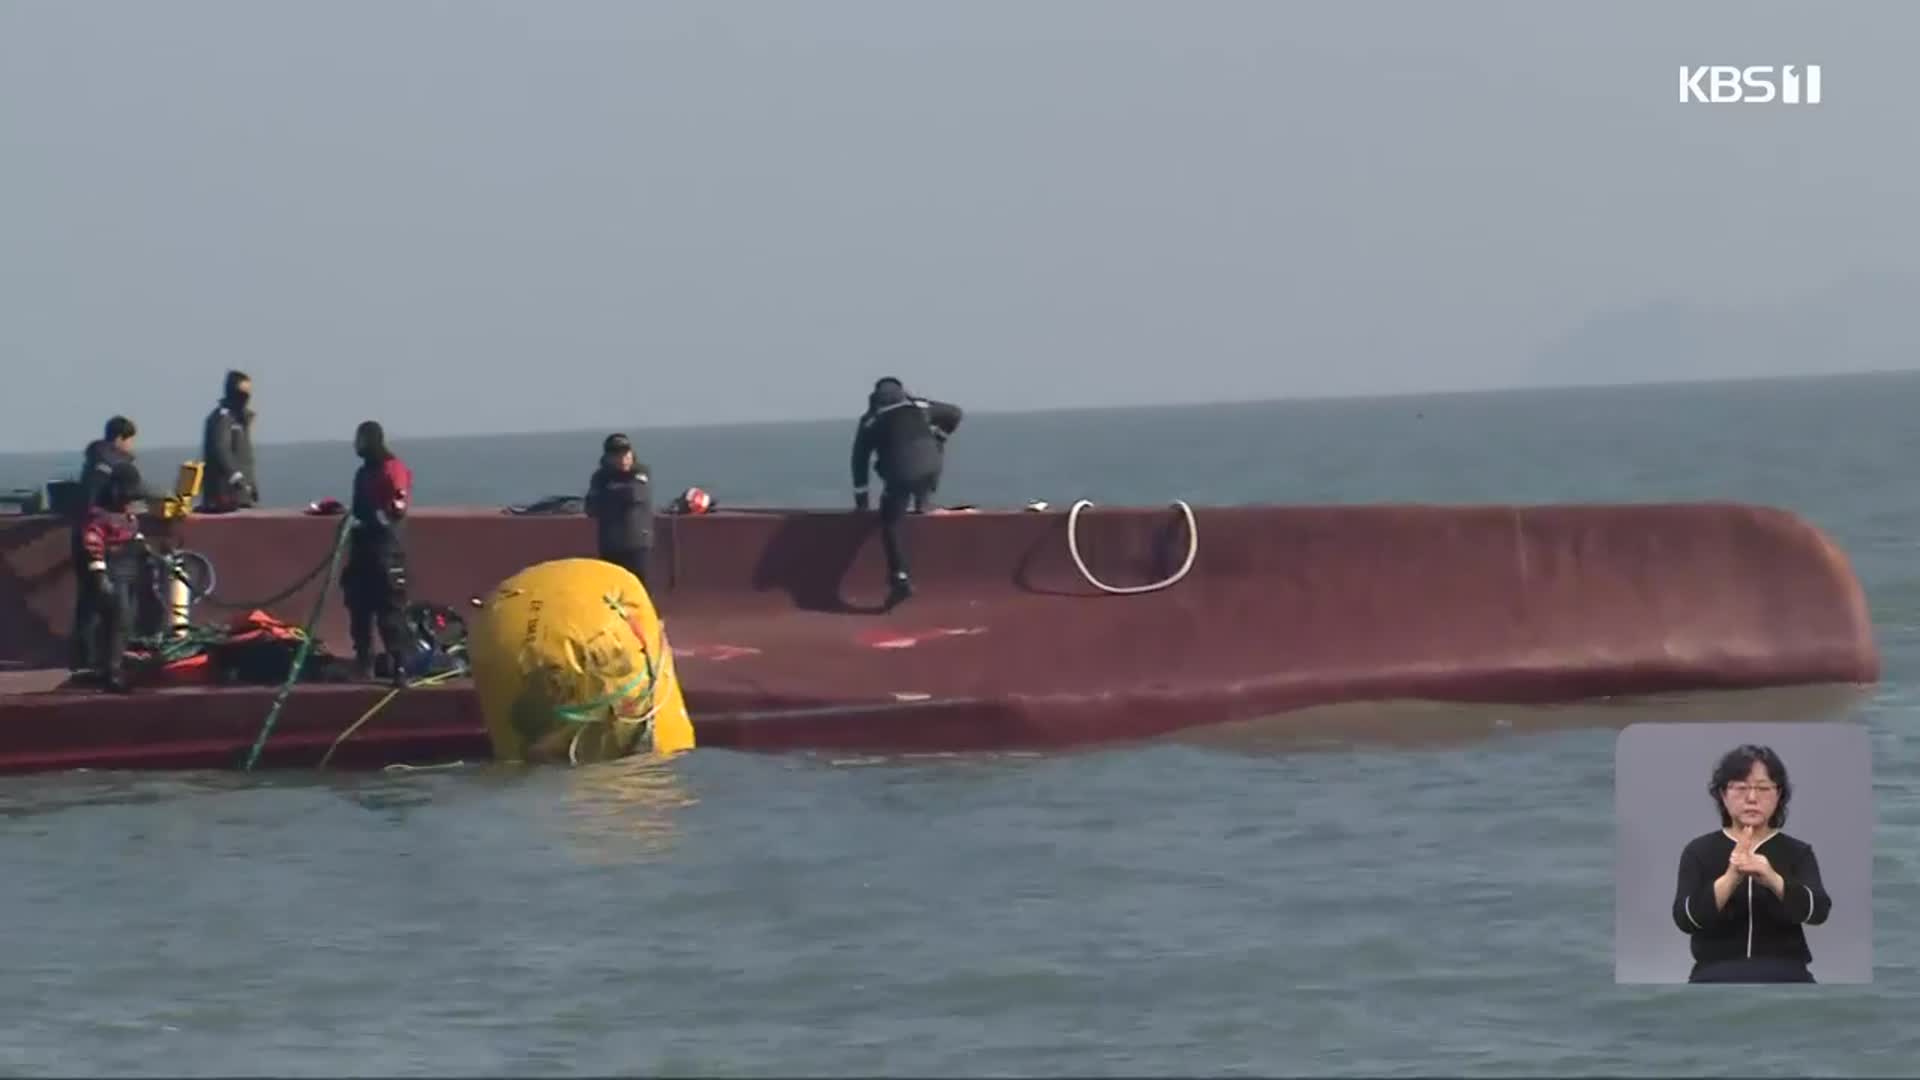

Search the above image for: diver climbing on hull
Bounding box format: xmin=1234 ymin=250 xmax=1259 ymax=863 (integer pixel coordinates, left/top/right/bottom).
xmin=850 ymin=377 xmax=964 ymax=610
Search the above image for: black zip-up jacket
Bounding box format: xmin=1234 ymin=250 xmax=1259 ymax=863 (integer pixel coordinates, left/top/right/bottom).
xmin=850 ymin=385 xmax=962 ymax=492
xmin=75 ymin=439 xmax=128 ymax=523
xmin=1672 ymin=829 xmax=1832 ymax=974
xmin=586 ymin=462 xmax=653 ymax=554
xmin=201 ymin=399 xmax=258 ymax=508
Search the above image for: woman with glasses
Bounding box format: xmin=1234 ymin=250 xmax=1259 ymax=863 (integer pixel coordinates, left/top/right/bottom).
xmin=1670 ymin=744 xmax=1833 ymax=982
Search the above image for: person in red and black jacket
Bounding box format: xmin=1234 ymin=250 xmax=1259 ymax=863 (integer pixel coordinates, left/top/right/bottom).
xmin=67 ymin=415 xmax=140 ymax=672
xmin=342 ymin=420 xmax=416 ymax=686
xmin=75 ymin=458 xmax=149 ymax=692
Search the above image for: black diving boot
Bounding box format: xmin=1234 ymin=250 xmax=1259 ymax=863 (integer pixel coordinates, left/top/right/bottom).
xmin=884 ymin=571 xmax=914 ymax=611
xmin=386 ymin=652 xmax=411 ymax=690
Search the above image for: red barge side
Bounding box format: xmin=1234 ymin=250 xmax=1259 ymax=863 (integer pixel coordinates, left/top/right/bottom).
xmin=0 ymin=502 xmax=1882 ymax=773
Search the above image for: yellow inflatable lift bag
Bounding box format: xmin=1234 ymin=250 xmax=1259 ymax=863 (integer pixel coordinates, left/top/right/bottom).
xmin=468 ymin=558 xmax=695 ymax=765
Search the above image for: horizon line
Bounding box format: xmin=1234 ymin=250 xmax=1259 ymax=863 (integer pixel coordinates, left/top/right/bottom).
xmin=2 ymin=366 xmax=1915 ymax=458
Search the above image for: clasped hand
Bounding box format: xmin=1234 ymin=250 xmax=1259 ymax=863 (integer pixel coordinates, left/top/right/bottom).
xmin=1727 ymin=825 xmax=1778 ymax=885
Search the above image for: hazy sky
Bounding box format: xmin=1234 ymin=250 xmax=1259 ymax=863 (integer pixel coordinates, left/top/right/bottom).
xmin=3 ymin=0 xmax=1915 ymax=451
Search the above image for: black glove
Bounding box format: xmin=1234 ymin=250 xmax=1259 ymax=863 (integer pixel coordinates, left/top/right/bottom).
xmin=854 ymin=490 xmax=870 ymax=511
xmin=91 ymin=570 xmax=113 ymax=597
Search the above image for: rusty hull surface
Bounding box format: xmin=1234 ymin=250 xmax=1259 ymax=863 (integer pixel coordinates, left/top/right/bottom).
xmin=0 ymin=502 xmax=1882 ymax=772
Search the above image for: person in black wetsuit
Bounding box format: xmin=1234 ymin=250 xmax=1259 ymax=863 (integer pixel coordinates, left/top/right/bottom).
xmin=850 ymin=377 xmax=963 ymax=608
xmin=585 ymin=433 xmax=653 ymax=590
xmin=1671 ymin=744 xmax=1833 ymax=983
xmin=342 ymin=420 xmax=415 ymax=686
xmin=199 ymin=369 xmax=259 ymax=512
xmin=74 ymin=458 xmax=149 ymax=692
xmin=913 ymin=424 xmax=952 ymax=514
xmin=67 ymin=416 xmax=140 ymax=673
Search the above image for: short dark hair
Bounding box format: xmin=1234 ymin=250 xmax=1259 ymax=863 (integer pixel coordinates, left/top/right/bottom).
xmin=1709 ymin=743 xmax=1793 ymax=828
xmin=104 ymin=416 xmax=136 ymax=441
xmin=603 ymin=433 xmax=632 ymax=455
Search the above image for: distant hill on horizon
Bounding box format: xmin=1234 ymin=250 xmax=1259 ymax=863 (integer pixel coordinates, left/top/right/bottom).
xmin=1527 ymin=269 xmax=1920 ymax=389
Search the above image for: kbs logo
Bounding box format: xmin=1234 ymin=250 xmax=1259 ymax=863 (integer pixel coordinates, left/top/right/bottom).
xmin=1679 ymin=65 xmax=1822 ymax=104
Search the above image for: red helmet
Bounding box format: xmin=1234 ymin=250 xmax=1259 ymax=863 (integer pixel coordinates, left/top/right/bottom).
xmin=677 ymin=487 xmax=713 ymax=514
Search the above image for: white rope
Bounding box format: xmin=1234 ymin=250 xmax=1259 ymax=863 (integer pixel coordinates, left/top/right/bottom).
xmin=1064 ymin=499 xmax=1199 ymax=595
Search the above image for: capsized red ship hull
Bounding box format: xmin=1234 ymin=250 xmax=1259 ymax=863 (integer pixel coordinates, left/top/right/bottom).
xmin=0 ymin=502 xmax=1882 ymax=772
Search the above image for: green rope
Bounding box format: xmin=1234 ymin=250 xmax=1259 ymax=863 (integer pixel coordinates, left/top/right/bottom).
xmin=129 ymin=625 xmax=234 ymax=666
xmin=128 ymin=622 xmax=313 ymax=672
xmin=545 ymin=591 xmax=665 ymax=726
xmin=241 ymin=513 xmax=355 ymax=771
xmin=550 ymin=658 xmax=656 ymax=724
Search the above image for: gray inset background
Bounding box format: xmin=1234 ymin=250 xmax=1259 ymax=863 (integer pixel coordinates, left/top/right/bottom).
xmin=1614 ymin=721 xmax=1873 ymax=984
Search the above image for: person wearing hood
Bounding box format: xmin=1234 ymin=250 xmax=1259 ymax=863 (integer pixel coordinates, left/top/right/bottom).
xmin=342 ymin=420 xmax=415 ymax=685
xmin=199 ymin=369 xmax=259 ymax=512
xmin=850 ymin=377 xmax=963 ymax=608
xmin=68 ymin=417 xmax=144 ymax=678
xmin=585 ymin=433 xmax=653 ymax=589
xmin=74 ymin=457 xmax=149 ymax=692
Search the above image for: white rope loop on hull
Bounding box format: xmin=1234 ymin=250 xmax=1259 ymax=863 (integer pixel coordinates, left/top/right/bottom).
xmin=1064 ymin=499 xmax=1199 ymax=594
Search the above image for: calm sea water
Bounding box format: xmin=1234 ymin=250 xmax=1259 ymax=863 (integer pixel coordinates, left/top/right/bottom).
xmin=3 ymin=373 xmax=1919 ymax=1076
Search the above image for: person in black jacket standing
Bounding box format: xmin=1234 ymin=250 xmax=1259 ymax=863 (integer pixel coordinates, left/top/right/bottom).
xmin=586 ymin=433 xmax=653 ymax=590
xmin=199 ymin=369 xmax=259 ymax=512
xmin=850 ymin=377 xmax=963 ymax=609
